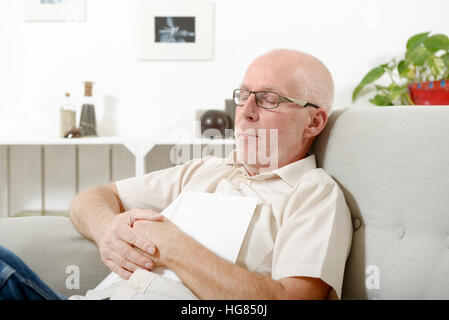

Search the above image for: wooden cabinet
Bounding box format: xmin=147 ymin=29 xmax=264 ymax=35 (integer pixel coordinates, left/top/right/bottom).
xmin=0 ymin=137 xmax=235 ymax=218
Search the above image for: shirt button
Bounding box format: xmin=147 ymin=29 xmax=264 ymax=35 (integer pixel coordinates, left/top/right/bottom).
xmin=238 ymin=177 xmax=251 ymax=185
xmin=396 ymin=226 xmax=405 ymax=239
xmin=131 ymin=283 xmax=141 ymax=291
xmin=353 ymin=218 xmax=361 ymax=231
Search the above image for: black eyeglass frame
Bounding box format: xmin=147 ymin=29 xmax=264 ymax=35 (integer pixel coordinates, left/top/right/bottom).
xmin=233 ymin=88 xmax=320 ymax=110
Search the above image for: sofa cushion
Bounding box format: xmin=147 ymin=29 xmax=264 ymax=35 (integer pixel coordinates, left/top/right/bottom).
xmin=0 ymin=216 xmax=109 ymax=298
xmin=313 ymin=106 xmax=449 ymax=299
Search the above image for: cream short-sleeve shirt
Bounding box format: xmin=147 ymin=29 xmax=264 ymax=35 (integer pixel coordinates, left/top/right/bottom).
xmin=114 ymin=151 xmax=353 ymax=299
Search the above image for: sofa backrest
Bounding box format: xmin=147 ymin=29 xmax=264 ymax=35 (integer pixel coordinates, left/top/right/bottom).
xmin=312 ymin=106 xmax=449 ymax=299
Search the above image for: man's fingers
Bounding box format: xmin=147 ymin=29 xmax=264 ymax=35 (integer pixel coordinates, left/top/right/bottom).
xmin=98 ymin=209 xmax=162 ymax=278
xmin=104 ymin=260 xmax=133 ymax=280
xmin=117 ymin=225 xmax=156 ymax=255
xmin=109 ymin=249 xmax=152 ymax=273
xmin=115 ymin=241 xmax=154 ymax=270
xmin=131 ymin=210 xmax=164 ymax=223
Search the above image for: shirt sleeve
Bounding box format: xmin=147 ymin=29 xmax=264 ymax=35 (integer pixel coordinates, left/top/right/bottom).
xmin=271 ymin=170 xmax=353 ymax=299
xmin=115 ymin=157 xmax=210 ymax=213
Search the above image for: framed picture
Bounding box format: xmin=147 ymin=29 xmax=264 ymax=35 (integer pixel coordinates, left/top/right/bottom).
xmin=138 ymin=0 xmax=214 ymax=61
xmin=24 ymin=0 xmax=86 ymax=22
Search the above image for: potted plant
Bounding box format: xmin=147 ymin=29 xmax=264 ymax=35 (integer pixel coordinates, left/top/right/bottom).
xmin=352 ymin=32 xmax=449 ymax=106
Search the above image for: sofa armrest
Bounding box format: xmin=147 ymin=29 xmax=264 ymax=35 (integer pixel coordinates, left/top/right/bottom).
xmin=0 ymin=216 xmax=109 ymax=298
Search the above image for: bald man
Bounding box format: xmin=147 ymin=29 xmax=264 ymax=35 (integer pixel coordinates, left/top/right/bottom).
xmin=0 ymin=49 xmax=352 ymax=300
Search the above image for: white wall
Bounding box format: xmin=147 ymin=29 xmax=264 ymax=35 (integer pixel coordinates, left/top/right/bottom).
xmin=1 ymin=0 xmax=449 ymax=139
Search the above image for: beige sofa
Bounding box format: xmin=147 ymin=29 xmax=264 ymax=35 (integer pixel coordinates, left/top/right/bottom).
xmin=1 ymin=106 xmax=449 ymax=299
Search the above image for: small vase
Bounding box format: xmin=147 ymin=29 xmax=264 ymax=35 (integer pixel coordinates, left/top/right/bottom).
xmin=408 ymin=79 xmax=449 ymax=105
xmin=200 ymin=110 xmax=231 ymax=139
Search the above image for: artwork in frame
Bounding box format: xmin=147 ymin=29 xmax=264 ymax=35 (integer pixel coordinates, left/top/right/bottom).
xmin=24 ymin=0 xmax=86 ymax=22
xmin=138 ymin=0 xmax=214 ymax=61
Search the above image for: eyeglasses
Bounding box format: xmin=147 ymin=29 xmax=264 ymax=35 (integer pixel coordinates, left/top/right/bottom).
xmin=233 ymin=88 xmax=320 ymax=110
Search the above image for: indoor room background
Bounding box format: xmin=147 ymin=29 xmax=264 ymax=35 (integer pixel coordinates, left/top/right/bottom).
xmin=0 ymin=0 xmax=448 ymax=218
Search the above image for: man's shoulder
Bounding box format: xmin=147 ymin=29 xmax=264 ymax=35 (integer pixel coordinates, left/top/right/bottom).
xmin=297 ymin=167 xmax=338 ymax=189
xmin=284 ymin=167 xmax=350 ymax=221
xmin=284 ymin=167 xmax=346 ymax=207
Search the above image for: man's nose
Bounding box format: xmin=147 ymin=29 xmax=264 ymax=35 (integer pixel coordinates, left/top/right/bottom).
xmin=239 ymin=93 xmax=259 ymax=122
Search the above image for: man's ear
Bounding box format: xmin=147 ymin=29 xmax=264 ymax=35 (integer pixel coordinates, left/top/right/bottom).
xmin=303 ymin=109 xmax=328 ymax=138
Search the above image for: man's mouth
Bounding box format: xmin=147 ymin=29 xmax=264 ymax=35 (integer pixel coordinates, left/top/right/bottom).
xmin=237 ymin=133 xmax=258 ymax=138
xmin=235 ymin=129 xmax=259 ymax=139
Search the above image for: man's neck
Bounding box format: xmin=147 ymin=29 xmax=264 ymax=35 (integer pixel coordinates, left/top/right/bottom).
xmin=240 ymin=149 xmax=312 ymax=177
xmin=241 ymin=163 xmax=261 ymax=177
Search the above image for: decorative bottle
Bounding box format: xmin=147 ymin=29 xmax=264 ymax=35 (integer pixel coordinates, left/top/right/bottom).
xmin=60 ymin=92 xmax=76 ymax=138
xmin=79 ymin=81 xmax=97 ymax=136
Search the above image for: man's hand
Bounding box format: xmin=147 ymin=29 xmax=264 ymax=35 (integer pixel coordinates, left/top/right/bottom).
xmin=97 ymin=208 xmax=163 ymax=279
xmin=132 ymin=217 xmax=182 ymax=268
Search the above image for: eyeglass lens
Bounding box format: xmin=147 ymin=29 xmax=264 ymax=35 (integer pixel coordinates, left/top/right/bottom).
xmin=234 ymin=89 xmax=279 ymax=109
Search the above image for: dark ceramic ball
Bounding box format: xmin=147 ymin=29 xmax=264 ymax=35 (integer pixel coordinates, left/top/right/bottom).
xmin=200 ymin=110 xmax=231 ymax=138
xmin=63 ymin=128 xmax=82 ymax=139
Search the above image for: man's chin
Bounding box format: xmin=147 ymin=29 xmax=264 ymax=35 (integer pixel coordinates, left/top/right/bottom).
xmin=235 ymin=146 xmax=279 ymax=171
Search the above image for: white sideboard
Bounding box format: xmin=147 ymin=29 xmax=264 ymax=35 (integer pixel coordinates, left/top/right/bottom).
xmin=0 ymin=137 xmax=235 ymax=218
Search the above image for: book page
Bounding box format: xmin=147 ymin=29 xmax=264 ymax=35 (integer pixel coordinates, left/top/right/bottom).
xmin=95 ymin=192 xmax=259 ymax=289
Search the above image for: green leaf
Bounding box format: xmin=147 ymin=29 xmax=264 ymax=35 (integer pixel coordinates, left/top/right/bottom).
xmin=406 ymin=32 xmax=430 ymax=50
xmin=406 ymin=46 xmax=431 ymax=66
xmin=426 ymin=55 xmax=445 ymax=78
xmin=441 ymin=52 xmax=449 ymax=67
xmin=398 ymin=60 xmax=416 ymax=80
xmin=424 ymin=34 xmax=449 ymax=53
xmin=360 ymin=67 xmax=386 ymax=86
xmin=398 ymin=60 xmax=407 ymax=75
xmin=369 ymin=94 xmax=393 ymax=106
xmin=385 ymin=59 xmax=397 ymax=71
xmin=352 ymin=67 xmax=385 ymax=101
xmin=405 ymin=65 xmax=416 ymax=80
xmin=374 ymin=84 xmax=388 ymax=91
xmin=352 ymin=85 xmax=364 ymax=102
xmin=388 ymin=84 xmax=407 ymax=101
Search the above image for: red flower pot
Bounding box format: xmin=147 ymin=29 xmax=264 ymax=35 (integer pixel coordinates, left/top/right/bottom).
xmin=408 ymin=80 xmax=449 ymax=105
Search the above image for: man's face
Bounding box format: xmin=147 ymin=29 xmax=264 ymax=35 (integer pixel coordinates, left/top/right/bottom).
xmin=234 ymin=57 xmax=312 ymax=171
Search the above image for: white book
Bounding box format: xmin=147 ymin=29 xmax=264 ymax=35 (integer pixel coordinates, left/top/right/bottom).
xmin=94 ymin=191 xmax=259 ymax=290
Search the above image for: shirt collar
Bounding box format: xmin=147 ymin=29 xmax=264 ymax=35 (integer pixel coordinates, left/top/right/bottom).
xmin=271 ymin=154 xmax=316 ymax=186
xmin=225 ymin=150 xmax=317 ymax=187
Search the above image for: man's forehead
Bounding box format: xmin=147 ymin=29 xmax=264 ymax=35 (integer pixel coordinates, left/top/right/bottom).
xmin=241 ymin=61 xmax=300 ymax=95
xmin=239 ymin=83 xmax=280 ymax=91
xmin=239 ymin=83 xmax=291 ymax=97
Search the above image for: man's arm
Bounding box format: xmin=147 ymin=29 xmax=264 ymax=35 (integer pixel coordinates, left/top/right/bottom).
xmin=134 ymin=219 xmax=331 ymax=299
xmin=69 ymin=183 xmax=123 ymax=243
xmin=69 ymin=183 xmax=162 ymax=279
xmin=169 ymin=232 xmax=331 ymax=299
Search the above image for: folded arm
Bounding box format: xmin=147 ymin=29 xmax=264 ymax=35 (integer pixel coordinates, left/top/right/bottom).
xmin=133 ymin=218 xmax=331 ymax=300
xmin=69 ymin=183 xmax=161 ymax=279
